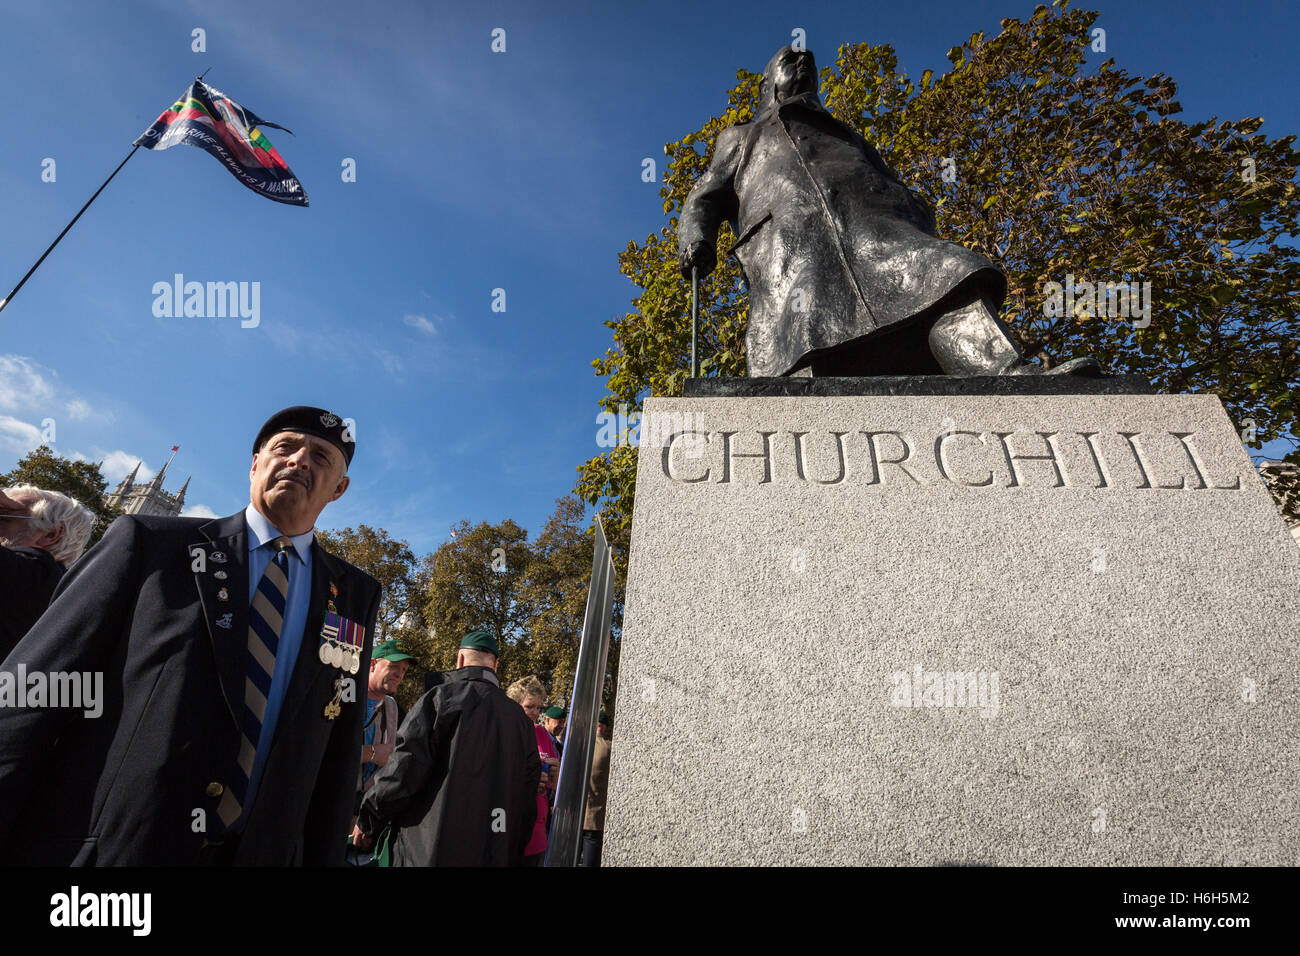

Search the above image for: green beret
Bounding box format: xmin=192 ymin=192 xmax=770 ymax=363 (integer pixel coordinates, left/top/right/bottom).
xmin=459 ymin=630 xmax=499 ymax=656
xmin=544 ymin=706 xmax=567 ymax=720
xmin=254 ymin=405 xmax=355 ymax=467
xmin=372 ymin=639 xmax=415 ymax=663
xmin=598 ymin=709 xmax=610 ymax=725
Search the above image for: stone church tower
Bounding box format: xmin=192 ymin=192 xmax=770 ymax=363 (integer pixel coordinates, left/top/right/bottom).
xmin=103 ymin=449 xmax=190 ymax=518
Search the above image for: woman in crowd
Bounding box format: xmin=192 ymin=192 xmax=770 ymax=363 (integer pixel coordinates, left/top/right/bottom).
xmin=506 ymin=675 xmax=560 ymax=866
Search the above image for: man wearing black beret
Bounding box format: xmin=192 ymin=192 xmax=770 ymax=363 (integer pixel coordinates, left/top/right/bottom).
xmin=0 ymin=405 xmax=381 ymax=865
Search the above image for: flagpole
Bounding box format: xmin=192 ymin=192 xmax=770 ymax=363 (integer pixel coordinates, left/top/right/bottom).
xmin=0 ymin=144 xmax=141 ymax=318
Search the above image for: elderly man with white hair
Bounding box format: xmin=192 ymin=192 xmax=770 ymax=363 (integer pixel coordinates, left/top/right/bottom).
xmin=0 ymin=484 xmax=94 ymax=660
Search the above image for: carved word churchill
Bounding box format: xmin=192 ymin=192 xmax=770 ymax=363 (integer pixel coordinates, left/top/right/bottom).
xmin=658 ymin=427 xmax=1243 ymax=491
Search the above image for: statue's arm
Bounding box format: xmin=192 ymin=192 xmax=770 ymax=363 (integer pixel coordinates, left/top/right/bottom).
xmin=678 ymin=125 xmax=745 ymax=278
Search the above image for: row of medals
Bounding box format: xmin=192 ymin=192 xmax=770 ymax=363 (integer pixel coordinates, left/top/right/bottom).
xmin=320 ymin=637 xmax=361 ymax=674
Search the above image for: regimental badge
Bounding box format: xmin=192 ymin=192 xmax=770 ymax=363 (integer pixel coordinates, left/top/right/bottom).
xmin=210 ymin=551 xmax=228 ymax=564
xmin=215 ymin=613 xmax=233 ymax=630
xmin=323 ymin=675 xmax=345 ymax=720
xmin=318 ymin=610 xmax=365 ymax=674
xmin=217 ymin=587 xmax=229 ymax=602
xmin=214 ymin=570 xmax=228 ymax=581
xmin=320 ymin=412 xmax=340 ymax=428
xmin=327 ymin=581 xmax=339 ymax=614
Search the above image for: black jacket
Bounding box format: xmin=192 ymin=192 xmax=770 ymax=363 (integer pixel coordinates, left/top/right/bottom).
xmin=358 ymin=667 xmax=540 ymax=866
xmin=0 ymin=510 xmax=380 ymax=866
xmin=0 ymin=545 xmax=64 ymax=661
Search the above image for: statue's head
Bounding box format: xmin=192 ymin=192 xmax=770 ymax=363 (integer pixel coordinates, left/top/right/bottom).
xmin=760 ymin=45 xmax=818 ymax=109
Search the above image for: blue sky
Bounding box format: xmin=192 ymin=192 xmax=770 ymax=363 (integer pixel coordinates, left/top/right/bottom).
xmin=1 ymin=0 xmax=1295 ymax=554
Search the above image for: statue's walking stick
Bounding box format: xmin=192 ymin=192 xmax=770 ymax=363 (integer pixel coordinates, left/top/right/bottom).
xmin=690 ymin=265 xmax=699 ymax=378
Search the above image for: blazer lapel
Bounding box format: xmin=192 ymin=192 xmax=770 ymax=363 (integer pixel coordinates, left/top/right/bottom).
xmin=274 ymin=542 xmax=345 ymax=737
xmin=191 ymin=511 xmax=250 ymax=731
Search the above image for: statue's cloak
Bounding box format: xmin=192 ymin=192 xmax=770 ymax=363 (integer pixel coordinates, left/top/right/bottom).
xmin=680 ymin=86 xmax=1006 ymax=376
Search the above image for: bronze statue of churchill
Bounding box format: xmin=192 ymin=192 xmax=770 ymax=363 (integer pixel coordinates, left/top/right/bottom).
xmin=678 ymin=46 xmax=1098 ymax=378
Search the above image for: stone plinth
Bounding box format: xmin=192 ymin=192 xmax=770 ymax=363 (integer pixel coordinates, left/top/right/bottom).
xmin=603 ymin=392 xmax=1300 ymax=865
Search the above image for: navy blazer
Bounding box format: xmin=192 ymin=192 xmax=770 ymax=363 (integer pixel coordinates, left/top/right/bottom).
xmin=0 ymin=544 xmax=64 ymax=661
xmin=0 ymin=510 xmax=380 ymax=865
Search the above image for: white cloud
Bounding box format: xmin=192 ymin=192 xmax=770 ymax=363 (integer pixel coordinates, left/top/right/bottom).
xmin=181 ymin=503 xmax=219 ymax=519
xmin=0 ymin=415 xmax=43 ymax=457
xmin=98 ymin=451 xmax=155 ymax=486
xmin=0 ymin=355 xmax=55 ymax=411
xmin=402 ymin=314 xmax=437 ymax=335
xmin=0 ymin=355 xmax=112 ymax=431
xmin=264 ymin=319 xmax=305 ymax=354
xmin=374 ymin=348 xmax=405 ymax=382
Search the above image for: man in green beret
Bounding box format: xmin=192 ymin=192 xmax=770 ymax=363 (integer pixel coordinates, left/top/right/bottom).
xmin=356 ymin=641 xmax=415 ymax=794
xmin=355 ymin=630 xmax=540 ymax=865
xmin=542 ymin=705 xmax=567 ymax=758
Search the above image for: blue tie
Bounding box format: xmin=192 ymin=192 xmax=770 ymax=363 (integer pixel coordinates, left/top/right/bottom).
xmin=217 ymin=536 xmax=293 ymax=829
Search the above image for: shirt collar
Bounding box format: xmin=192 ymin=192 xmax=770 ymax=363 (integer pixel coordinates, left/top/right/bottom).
xmin=244 ymin=503 xmax=314 ymax=565
xmin=452 ymin=666 xmax=500 ymax=687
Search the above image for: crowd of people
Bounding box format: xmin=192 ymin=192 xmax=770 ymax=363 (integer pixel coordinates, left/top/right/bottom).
xmin=0 ymin=404 xmax=612 ymax=867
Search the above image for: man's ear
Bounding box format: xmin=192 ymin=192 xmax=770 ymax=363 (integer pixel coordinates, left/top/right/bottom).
xmin=33 ymin=524 xmax=65 ymax=551
xmin=328 ymin=473 xmax=350 ymax=503
xmin=249 ymin=453 xmax=260 ymax=484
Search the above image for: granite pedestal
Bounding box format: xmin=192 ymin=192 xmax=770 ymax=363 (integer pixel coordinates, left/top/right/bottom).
xmin=603 ymin=385 xmax=1300 ymax=865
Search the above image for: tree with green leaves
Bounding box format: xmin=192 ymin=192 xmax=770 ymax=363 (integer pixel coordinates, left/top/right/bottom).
xmin=405 ymin=501 xmax=620 ymax=713
xmin=1 ymin=445 xmax=121 ymax=545
xmin=421 ymin=518 xmax=534 ymax=688
xmin=515 ymin=494 xmax=619 ymax=709
xmin=578 ymin=0 xmax=1299 ymax=537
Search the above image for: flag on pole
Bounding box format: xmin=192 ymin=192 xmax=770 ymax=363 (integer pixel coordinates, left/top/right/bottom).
xmin=170 ymin=445 xmax=180 ymax=452
xmin=134 ymin=79 xmax=308 ymax=206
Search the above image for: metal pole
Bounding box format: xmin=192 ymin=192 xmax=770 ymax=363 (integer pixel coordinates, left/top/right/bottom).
xmin=691 ymin=265 xmax=699 ymax=378
xmin=544 ymin=517 xmax=616 ymax=866
xmin=0 ymin=144 xmax=141 ymax=318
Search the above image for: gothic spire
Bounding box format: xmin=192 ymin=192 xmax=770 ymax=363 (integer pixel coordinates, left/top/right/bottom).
xmin=150 ymin=446 xmax=179 ymax=490
xmin=117 ymin=460 xmax=142 ymax=494
xmin=148 ymin=458 xmax=167 ymax=490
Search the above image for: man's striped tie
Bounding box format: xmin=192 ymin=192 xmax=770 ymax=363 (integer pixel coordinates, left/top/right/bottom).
xmin=217 ymin=535 xmax=293 ymax=829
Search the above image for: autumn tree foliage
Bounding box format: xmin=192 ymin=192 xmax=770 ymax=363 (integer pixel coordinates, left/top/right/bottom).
xmin=578 ymin=0 xmax=1299 ymax=539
